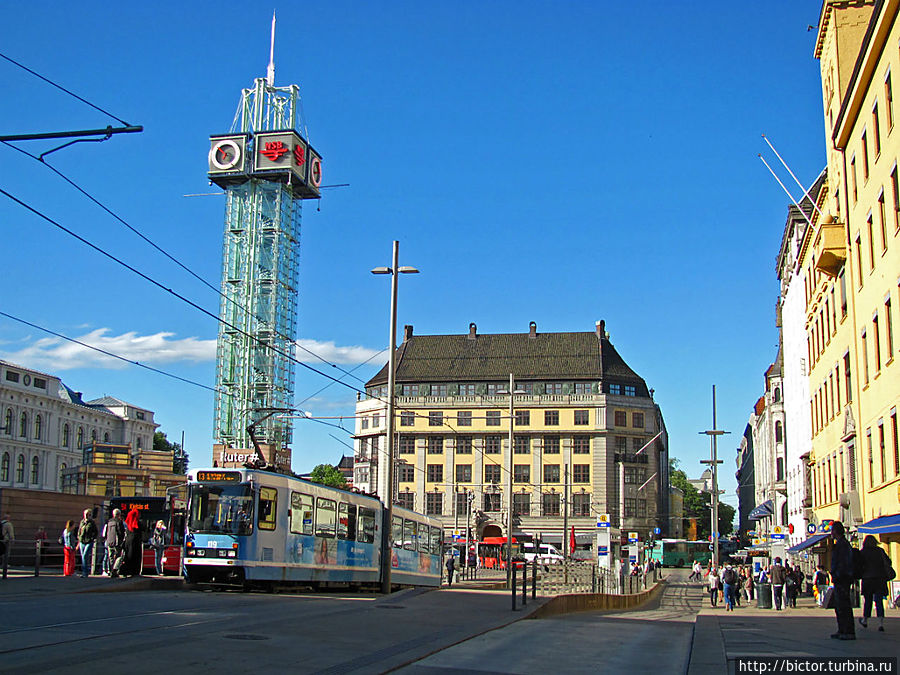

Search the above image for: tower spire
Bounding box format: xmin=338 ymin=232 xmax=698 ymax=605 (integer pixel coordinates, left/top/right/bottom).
xmin=266 ymin=10 xmax=276 ymax=86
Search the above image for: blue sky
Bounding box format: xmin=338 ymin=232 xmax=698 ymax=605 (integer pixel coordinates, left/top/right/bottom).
xmin=0 ymin=2 xmax=826 ymax=507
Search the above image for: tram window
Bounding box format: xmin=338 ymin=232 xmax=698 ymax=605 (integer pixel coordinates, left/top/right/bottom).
xmin=392 ymin=516 xmax=403 ymax=548
xmin=403 ymin=520 xmax=416 ymax=551
xmin=415 ymin=522 xmax=427 ymax=553
xmin=188 ymin=484 xmax=254 ymax=536
xmin=258 ymin=487 xmax=277 ymax=531
xmin=346 ymin=503 xmax=357 ymax=541
xmin=338 ymin=503 xmax=349 ymax=540
xmin=358 ymin=507 xmax=375 ymax=544
xmin=290 ymin=492 xmax=313 ymax=535
xmin=430 ymin=526 xmax=442 ymax=555
xmin=316 ymin=497 xmax=336 ymax=538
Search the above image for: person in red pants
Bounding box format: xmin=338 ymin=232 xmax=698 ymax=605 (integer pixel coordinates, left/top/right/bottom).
xmin=62 ymin=520 xmax=77 ymax=576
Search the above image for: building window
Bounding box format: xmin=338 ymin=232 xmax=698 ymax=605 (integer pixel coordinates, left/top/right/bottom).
xmin=632 ymin=412 xmax=644 ymax=428
xmin=868 ymin=428 xmax=874 ymax=486
xmin=574 ymin=410 xmax=589 ymax=425
xmin=455 ymin=384 xmax=473 ymax=396
xmin=545 ymin=410 xmax=559 ymax=426
xmin=873 ymin=104 xmax=881 ymax=155
xmin=514 ymin=435 xmax=530 ymax=454
xmin=397 ymin=492 xmax=414 ymax=509
xmin=485 ymin=436 xmax=501 ymax=454
xmin=457 ymin=436 xmax=472 ymax=454
xmin=135 ymin=410 xmax=145 ymax=420
xmin=574 ymin=382 xmax=593 ymax=394
xmin=862 ymin=132 xmax=869 ymax=178
xmin=3 ymin=409 xmax=10 ymax=435
xmin=103 ymin=432 xmax=110 ymax=443
xmin=431 ymin=384 xmax=447 ymax=397
xmin=625 ymin=385 xmax=636 ymax=397
xmin=484 ymin=464 xmax=501 ymax=484
xmin=862 ymin=330 xmax=870 ymax=384
xmin=34 ymin=415 xmax=42 ymax=441
xmin=515 ymin=410 xmax=530 ymax=426
xmin=361 ymin=416 xmax=369 ymax=430
xmin=891 ymin=410 xmax=899 ymax=478
xmin=615 ymin=436 xmax=628 ymax=453
xmin=886 ymin=298 xmax=894 ymax=358
xmin=400 ymin=411 xmax=414 ymax=427
xmin=456 ymin=464 xmax=472 ymax=483
xmin=542 ymin=493 xmax=560 ymax=516
xmin=543 ymin=436 xmax=560 ymax=454
xmin=572 ymin=435 xmax=590 ymax=454
xmin=894 ymin=167 xmax=900 ymax=233
xmin=614 ymin=411 xmax=627 ymax=426
xmin=63 ymin=424 xmax=70 ymax=447
xmin=879 ymin=420 xmax=886 ymax=483
xmin=58 ymin=463 xmax=66 ymax=490
xmin=372 ymin=414 xmax=381 ymax=428
xmin=875 ymin=315 xmax=882 ymax=371
xmin=609 ymin=384 xmax=622 ymax=395
xmin=399 ymin=435 xmax=415 ymax=455
xmin=544 ymin=382 xmax=563 ymax=395
xmin=573 ymin=464 xmax=590 ymax=483
xmin=457 ymin=411 xmax=472 ymax=426
xmin=30 ymin=456 xmax=39 ymax=484
xmin=887 ymin=73 xmax=894 ymax=129
xmin=5 ymin=371 xmax=18 ymax=383
xmin=572 ymin=494 xmax=591 ymax=516
xmin=427 ymin=436 xmax=444 ymax=454
xmin=77 ymin=427 xmax=84 ymax=449
xmin=625 ymin=466 xmax=646 ymax=484
xmin=484 ymin=492 xmax=500 ymax=512
xmin=401 ymin=384 xmax=419 ymax=396
xmin=15 ymin=454 xmax=25 ymax=483
xmin=485 ymin=410 xmax=501 ymax=426
xmin=868 ymin=215 xmax=876 ymax=270
xmin=624 ymin=498 xmax=636 ymax=517
xmin=513 ymin=464 xmax=530 ymax=483
xmin=486 ymin=383 xmax=504 ymax=395
xmin=637 ymin=499 xmax=647 ymax=518
xmin=429 ymin=411 xmax=443 ymax=427
xmin=839 ymin=268 xmax=848 ymax=317
xmin=398 ymin=464 xmax=415 ymax=482
xmin=426 ymin=464 xmax=443 ymax=483
xmin=844 ymin=351 xmax=853 ymax=402
xmin=775 ymin=421 xmax=783 ymax=443
xmin=0 ymin=453 xmax=8 ymax=482
xmin=879 ymin=194 xmax=888 ymax=253
xmin=513 ymin=493 xmax=530 ymax=516
xmin=426 ymin=493 xmax=443 ymax=515
xmin=544 ymin=464 xmax=560 ymax=483
xmin=19 ymin=413 xmax=27 ymax=438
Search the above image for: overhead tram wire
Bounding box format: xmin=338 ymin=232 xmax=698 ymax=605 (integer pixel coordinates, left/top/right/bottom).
xmin=0 ymin=141 xmax=370 ymax=388
xmin=0 ymin=310 xmax=233 ymax=398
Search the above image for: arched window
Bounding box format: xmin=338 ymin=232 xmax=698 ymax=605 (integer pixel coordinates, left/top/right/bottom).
xmin=34 ymin=415 xmax=42 ymax=441
xmin=774 ymin=388 xmax=781 ymax=403
xmin=19 ymin=412 xmax=27 ymax=438
xmin=90 ymin=429 xmax=97 ymax=442
xmin=136 ymin=436 xmax=142 ymax=451
xmin=15 ymin=454 xmax=25 ymax=482
xmin=58 ymin=463 xmax=67 ymax=490
xmin=0 ymin=453 xmax=8 ymax=482
xmin=76 ymin=427 xmax=83 ymax=449
xmin=775 ymin=421 xmax=783 ymax=443
xmin=30 ymin=456 xmax=39 ymax=484
xmin=3 ymin=409 xmax=11 ymax=434
xmin=63 ymin=424 xmax=70 ymax=447
xmin=103 ymin=432 xmax=110 ymax=443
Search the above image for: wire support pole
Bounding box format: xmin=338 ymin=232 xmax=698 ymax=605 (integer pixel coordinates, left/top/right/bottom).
xmin=700 ymin=384 xmax=729 ymax=569
xmin=0 ymin=125 xmax=142 ymax=142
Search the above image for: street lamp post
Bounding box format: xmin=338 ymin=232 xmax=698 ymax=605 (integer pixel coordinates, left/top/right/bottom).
xmin=372 ymin=240 xmax=418 ymax=594
xmin=700 ymin=385 xmax=728 ymax=569
xmin=498 ymin=373 xmax=525 ymax=589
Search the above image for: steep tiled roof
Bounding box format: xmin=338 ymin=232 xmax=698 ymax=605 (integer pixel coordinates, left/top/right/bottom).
xmin=366 ymin=324 xmax=649 ymax=394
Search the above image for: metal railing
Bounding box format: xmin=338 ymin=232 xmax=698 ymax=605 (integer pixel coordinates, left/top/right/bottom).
xmin=534 ymin=561 xmax=661 ymax=597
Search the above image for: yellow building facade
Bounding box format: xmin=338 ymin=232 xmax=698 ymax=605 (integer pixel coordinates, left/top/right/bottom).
xmin=814 ymin=0 xmax=900 ymax=568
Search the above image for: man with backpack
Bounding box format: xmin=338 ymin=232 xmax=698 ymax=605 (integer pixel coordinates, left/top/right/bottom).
xmin=104 ymin=509 xmax=126 ymax=578
xmin=830 ymin=521 xmax=856 ymax=640
xmin=77 ymin=509 xmax=98 ymax=578
xmin=769 ymin=557 xmax=787 ymax=610
xmin=721 ymin=564 xmax=738 ymax=611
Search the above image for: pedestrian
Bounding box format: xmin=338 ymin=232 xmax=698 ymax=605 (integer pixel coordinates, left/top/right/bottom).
xmin=0 ymin=515 xmax=14 ymax=577
xmin=34 ymin=525 xmax=47 ymax=567
xmin=708 ymin=566 xmax=720 ymax=607
xmin=858 ymin=534 xmax=895 ymax=633
xmin=121 ymin=508 xmax=143 ymax=577
xmin=734 ymin=567 xmax=743 ymax=607
xmin=77 ymin=509 xmax=98 ymax=578
xmin=61 ymin=520 xmax=78 ymax=576
xmin=744 ymin=567 xmax=754 ymax=602
xmin=814 ymin=565 xmax=830 ymax=607
xmin=105 ymin=509 xmax=125 ymax=577
xmin=829 ymin=521 xmax=856 ymax=640
xmin=150 ymin=519 xmax=167 ymax=576
xmin=788 ymin=565 xmax=804 ymax=608
xmin=689 ymin=560 xmax=700 ymax=582
xmin=445 ymin=554 xmax=456 ymax=587
xmin=769 ymin=557 xmax=787 ymax=610
xmin=722 ymin=564 xmax=737 ymax=611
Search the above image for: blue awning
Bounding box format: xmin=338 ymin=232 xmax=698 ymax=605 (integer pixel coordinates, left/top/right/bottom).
xmin=858 ymin=513 xmax=900 ymax=535
xmin=786 ymin=533 xmax=829 ymax=553
xmin=749 ymin=500 xmax=774 ymax=521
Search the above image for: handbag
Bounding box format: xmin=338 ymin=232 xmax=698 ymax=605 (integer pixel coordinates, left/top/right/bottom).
xmin=884 ymin=551 xmax=896 ymax=581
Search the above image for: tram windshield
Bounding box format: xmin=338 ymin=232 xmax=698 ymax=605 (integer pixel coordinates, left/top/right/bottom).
xmin=188 ymin=484 xmax=254 ymax=536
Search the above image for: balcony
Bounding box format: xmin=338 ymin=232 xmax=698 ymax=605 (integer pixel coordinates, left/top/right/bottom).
xmin=813 ymin=221 xmax=846 ymax=277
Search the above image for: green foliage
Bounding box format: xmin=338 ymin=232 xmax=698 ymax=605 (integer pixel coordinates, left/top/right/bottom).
xmin=153 ymin=431 xmax=189 ymax=474
xmin=309 ymin=464 xmax=348 ymax=489
xmin=670 ymin=458 xmax=734 ymax=539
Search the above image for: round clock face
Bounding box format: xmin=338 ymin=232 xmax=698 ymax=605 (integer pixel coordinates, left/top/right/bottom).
xmin=210 ymin=139 xmax=242 ymax=171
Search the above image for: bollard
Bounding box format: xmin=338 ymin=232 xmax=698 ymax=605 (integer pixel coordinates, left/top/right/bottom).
xmin=592 ymin=565 xmax=597 ymax=594
xmin=532 ymin=557 xmax=536 ymax=600
xmin=511 ymin=563 xmax=518 ymax=611
xmin=35 ymin=540 xmax=41 ymax=577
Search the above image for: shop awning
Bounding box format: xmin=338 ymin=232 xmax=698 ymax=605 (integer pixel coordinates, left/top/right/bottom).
xmin=749 ymin=500 xmax=774 ymax=521
xmin=786 ymin=533 xmax=829 ymax=553
xmin=858 ymin=513 xmax=900 ymax=535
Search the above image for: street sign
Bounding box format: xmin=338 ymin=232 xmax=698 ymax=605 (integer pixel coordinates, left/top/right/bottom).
xmin=752 ymin=538 xmax=761 ymax=546
xmin=628 ymin=531 xmax=638 ymax=543
xmin=597 ymin=514 xmax=611 ymax=528
xmin=770 ymin=533 xmax=785 ymax=540
xmin=653 ymin=527 xmax=661 ymax=535
xmin=806 ymin=523 xmax=816 ymax=535
xmin=772 ymin=525 xmax=783 ymax=535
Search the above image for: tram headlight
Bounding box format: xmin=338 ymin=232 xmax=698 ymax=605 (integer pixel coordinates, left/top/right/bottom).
xmin=227 ymin=550 xmax=236 ymax=558
xmin=195 ymin=549 xmax=205 ymax=557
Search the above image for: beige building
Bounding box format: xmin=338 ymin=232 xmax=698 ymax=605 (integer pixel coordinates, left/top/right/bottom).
xmin=354 ymin=320 xmax=669 ymax=551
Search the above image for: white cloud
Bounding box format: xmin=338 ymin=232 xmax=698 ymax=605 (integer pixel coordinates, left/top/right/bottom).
xmin=0 ymin=328 xmax=383 ymax=372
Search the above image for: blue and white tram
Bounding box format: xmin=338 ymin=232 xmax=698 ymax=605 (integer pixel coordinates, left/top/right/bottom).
xmin=183 ymin=468 xmax=442 ymax=589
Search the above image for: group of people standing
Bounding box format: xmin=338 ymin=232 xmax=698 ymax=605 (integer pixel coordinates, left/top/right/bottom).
xmin=703 ymin=563 xmax=756 ymax=610
xmin=59 ymin=508 xmax=168 ymax=577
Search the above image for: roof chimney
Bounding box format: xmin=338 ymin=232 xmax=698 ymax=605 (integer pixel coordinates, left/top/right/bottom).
xmin=468 ymin=322 xmax=477 ymax=340
xmin=595 ymin=320 xmax=606 ymax=339
xmin=403 ymin=325 xmax=413 ymax=342
xmin=528 ymin=321 xmax=537 ymax=338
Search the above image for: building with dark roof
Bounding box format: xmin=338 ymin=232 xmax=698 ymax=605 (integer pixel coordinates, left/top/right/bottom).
xmin=354 ymin=320 xmax=669 ymax=550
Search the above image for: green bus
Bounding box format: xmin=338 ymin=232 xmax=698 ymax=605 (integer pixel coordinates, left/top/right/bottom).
xmin=649 ymin=539 xmax=712 ymax=567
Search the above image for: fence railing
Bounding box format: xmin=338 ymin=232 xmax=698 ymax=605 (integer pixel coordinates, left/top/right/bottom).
xmin=535 ymin=561 xmax=661 ymax=597
xmin=2 ymin=540 xmax=109 ymax=577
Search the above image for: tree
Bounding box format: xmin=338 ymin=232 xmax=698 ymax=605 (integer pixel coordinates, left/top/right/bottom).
xmin=309 ymin=464 xmax=348 ymax=489
xmin=154 ymin=431 xmax=189 ymax=474
xmin=670 ymin=457 xmax=734 ymax=539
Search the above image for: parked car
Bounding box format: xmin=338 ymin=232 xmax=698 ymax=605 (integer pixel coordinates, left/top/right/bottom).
xmin=521 ymin=543 xmax=564 ymax=565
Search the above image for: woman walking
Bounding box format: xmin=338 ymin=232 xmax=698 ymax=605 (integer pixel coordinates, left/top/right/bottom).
xmin=121 ymin=508 xmax=143 ymax=577
xmin=61 ymin=520 xmax=77 ymax=576
xmin=708 ymin=566 xmax=721 ymax=607
xmin=150 ymin=520 xmax=167 ymax=576
xmin=858 ymin=535 xmax=895 ymax=632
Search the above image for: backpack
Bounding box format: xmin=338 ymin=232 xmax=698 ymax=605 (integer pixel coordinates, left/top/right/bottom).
xmin=723 ymin=568 xmax=736 ymax=585
xmin=851 ymin=548 xmax=866 ymax=580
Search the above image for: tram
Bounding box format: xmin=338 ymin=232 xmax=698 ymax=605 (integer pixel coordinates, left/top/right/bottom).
xmin=183 ymin=468 xmax=442 ymax=589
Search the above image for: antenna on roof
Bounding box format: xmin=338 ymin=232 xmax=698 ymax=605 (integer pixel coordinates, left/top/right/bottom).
xmin=266 ymin=10 xmax=276 ymax=86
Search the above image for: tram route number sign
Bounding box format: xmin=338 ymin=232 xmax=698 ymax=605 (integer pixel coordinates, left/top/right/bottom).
xmin=196 ymin=470 xmax=241 ymax=483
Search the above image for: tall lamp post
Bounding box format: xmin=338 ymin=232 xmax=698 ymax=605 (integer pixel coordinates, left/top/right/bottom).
xmin=498 ymin=373 xmax=525 ymax=589
xmin=700 ymin=385 xmax=728 ymax=569
xmin=372 ymin=240 xmax=418 ymax=594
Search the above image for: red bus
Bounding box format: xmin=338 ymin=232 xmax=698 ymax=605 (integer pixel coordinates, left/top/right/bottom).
xmin=104 ymin=493 xmax=186 ymax=575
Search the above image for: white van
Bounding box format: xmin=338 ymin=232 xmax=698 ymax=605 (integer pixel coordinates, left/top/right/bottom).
xmin=521 ymin=542 xmax=564 ymax=564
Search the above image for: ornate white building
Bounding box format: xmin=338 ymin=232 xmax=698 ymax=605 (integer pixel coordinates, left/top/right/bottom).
xmin=0 ymin=360 xmax=157 ymax=492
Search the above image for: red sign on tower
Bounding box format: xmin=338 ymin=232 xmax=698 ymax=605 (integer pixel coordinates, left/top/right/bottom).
xmin=261 ymin=141 xmax=289 ymax=161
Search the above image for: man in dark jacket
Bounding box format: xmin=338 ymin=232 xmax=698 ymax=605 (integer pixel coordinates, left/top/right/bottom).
xmin=769 ymin=557 xmax=787 ymax=610
xmin=105 ymin=509 xmax=125 ymax=577
xmin=77 ymin=509 xmax=98 ymax=578
xmin=829 ymin=521 xmax=855 ymax=640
